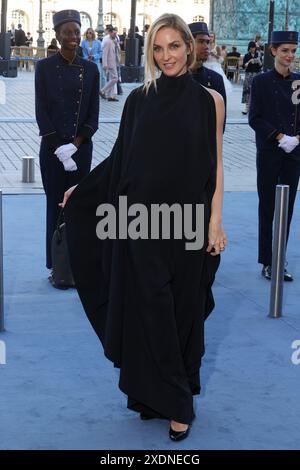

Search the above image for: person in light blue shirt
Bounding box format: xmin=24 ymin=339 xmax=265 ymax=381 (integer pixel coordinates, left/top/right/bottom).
xmin=81 ymin=28 xmax=106 ymax=88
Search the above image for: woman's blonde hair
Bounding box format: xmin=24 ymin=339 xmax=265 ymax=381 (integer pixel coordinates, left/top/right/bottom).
xmin=144 ymin=13 xmax=195 ymax=93
xmin=85 ymin=28 xmax=96 ymax=40
xmin=210 ymin=32 xmax=216 ymax=43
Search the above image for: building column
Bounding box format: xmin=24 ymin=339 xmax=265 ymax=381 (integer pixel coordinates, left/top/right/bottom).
xmin=95 ymin=0 xmax=104 ymax=39
xmin=1 ymin=0 xmax=8 ymax=33
xmin=209 ymin=0 xmax=215 ymax=31
xmin=285 ymin=0 xmax=289 ymax=29
xmin=37 ymin=0 xmax=45 ymax=48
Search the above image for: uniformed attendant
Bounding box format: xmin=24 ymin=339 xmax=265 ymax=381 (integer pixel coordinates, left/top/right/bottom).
xmin=35 ymin=9 xmax=100 ymax=282
xmin=188 ymin=22 xmax=227 ymax=130
xmin=249 ymin=30 xmax=300 ymax=281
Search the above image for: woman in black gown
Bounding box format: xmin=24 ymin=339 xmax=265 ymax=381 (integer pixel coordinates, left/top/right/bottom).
xmin=62 ymin=13 xmax=226 ymax=442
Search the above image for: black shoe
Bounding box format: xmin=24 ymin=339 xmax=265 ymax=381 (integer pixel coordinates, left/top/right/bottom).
xmin=261 ymin=266 xmax=294 ymax=282
xmin=284 ymin=269 xmax=293 ymax=282
xmin=261 ymin=265 xmax=271 ymax=280
xmin=48 ymin=273 xmax=69 ymax=290
xmin=99 ymin=91 xmax=106 ymax=99
xmin=169 ymin=423 xmax=191 ymax=442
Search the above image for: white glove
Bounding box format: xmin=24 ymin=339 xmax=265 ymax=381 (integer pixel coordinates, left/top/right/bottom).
xmin=54 ymin=143 xmax=78 ymax=171
xmin=278 ymin=135 xmax=299 ymax=154
xmin=55 ymin=143 xmax=78 ymax=161
xmin=63 ymin=158 xmax=77 ymax=172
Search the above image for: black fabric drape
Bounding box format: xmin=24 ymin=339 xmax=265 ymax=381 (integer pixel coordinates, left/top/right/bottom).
xmin=65 ymin=72 xmax=220 ymax=424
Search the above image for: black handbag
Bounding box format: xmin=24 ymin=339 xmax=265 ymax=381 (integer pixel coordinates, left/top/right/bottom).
xmin=51 ymin=210 xmax=75 ymax=289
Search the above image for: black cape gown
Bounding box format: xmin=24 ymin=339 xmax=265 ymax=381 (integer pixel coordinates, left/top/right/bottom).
xmin=65 ymin=71 xmax=220 ymax=424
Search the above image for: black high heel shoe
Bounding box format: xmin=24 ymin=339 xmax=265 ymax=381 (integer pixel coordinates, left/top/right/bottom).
xmin=169 ymin=423 xmax=191 ymax=442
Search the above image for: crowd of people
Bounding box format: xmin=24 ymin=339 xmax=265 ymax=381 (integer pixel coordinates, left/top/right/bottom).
xmin=192 ymin=32 xmax=265 ymax=115
xmin=8 ymin=20 xmax=148 ymax=102
xmin=33 ymin=8 xmax=300 ymax=443
xmin=8 ymin=23 xmax=32 ymax=47
xmin=9 ymin=19 xmax=267 ymax=112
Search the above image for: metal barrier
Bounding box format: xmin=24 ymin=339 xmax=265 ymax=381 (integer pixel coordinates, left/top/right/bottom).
xmin=0 ymin=190 xmax=4 ymax=332
xmin=22 ymin=156 xmax=35 ymax=183
xmin=269 ymin=185 xmax=290 ymax=318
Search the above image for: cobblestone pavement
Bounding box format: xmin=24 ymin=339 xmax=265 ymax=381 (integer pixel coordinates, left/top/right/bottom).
xmin=0 ymin=70 xmax=259 ymax=193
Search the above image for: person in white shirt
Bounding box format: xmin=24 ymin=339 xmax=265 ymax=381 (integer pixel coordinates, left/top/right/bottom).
xmin=99 ymin=26 xmax=119 ymax=101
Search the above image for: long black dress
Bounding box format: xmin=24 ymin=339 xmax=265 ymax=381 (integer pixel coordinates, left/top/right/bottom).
xmin=65 ymin=71 xmax=220 ymax=425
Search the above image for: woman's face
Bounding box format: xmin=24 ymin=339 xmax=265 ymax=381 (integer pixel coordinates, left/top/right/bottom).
xmin=153 ymin=27 xmax=191 ymax=77
xmin=272 ymin=43 xmax=297 ymax=68
xmin=209 ymin=33 xmax=215 ymax=44
xmin=87 ymin=30 xmax=93 ymax=39
xmin=56 ymin=22 xmax=81 ymax=51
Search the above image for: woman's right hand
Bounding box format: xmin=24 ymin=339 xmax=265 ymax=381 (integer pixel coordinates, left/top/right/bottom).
xmin=59 ymin=185 xmax=78 ymax=208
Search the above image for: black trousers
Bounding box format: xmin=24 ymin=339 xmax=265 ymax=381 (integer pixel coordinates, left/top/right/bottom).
xmin=39 ymin=139 xmax=92 ymax=269
xmin=257 ymin=149 xmax=300 ymax=266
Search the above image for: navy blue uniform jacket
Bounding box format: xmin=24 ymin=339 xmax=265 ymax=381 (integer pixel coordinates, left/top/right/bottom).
xmin=35 ymin=52 xmax=99 ymax=149
xmin=192 ymin=65 xmax=227 ymax=130
xmin=249 ymin=68 xmax=300 ymax=160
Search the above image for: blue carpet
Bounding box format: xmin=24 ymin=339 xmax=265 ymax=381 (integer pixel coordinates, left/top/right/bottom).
xmin=0 ymin=193 xmax=299 ymax=450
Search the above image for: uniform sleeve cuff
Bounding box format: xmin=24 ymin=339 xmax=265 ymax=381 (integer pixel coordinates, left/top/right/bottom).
xmin=78 ymin=124 xmax=95 ymax=139
xmin=267 ymin=130 xmax=280 ymax=141
xmin=43 ymin=132 xmax=63 ymax=149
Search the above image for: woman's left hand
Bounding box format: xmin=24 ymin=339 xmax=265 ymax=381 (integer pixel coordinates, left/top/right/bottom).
xmin=206 ymin=219 xmax=227 ymax=256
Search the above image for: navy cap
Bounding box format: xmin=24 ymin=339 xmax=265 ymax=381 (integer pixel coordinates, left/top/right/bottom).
xmin=188 ymin=22 xmax=210 ymax=38
xmin=53 ymin=10 xmax=81 ymax=31
xmin=271 ymin=30 xmax=298 ymax=45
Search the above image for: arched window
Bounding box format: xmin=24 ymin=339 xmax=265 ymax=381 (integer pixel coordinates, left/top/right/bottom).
xmin=44 ymin=11 xmax=56 ymax=47
xmin=80 ymin=12 xmax=92 ymax=36
xmin=137 ymin=14 xmax=152 ymax=33
xmin=103 ymin=13 xmax=120 ymax=30
xmin=11 ymin=9 xmax=29 ymax=33
xmin=193 ymin=15 xmax=205 ymax=22
xmin=144 ymin=0 xmax=159 ymax=5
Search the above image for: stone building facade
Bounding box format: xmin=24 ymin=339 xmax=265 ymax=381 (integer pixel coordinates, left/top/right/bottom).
xmin=7 ymin=0 xmax=209 ymax=47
